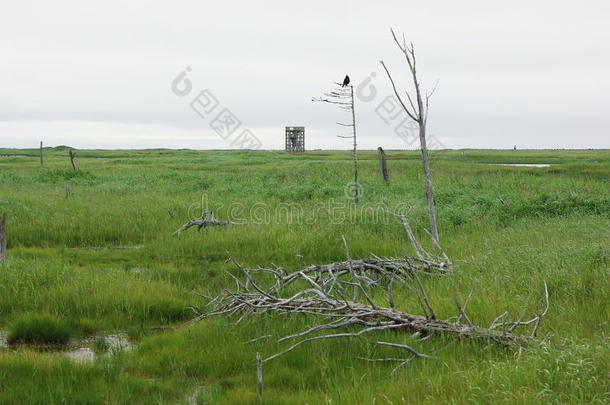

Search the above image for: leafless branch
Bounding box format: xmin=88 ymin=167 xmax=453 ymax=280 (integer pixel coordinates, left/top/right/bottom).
xmin=173 ymin=209 xmax=233 ymax=235
xmin=173 ymin=219 xmax=232 ymax=235
xmin=375 ymin=341 xmax=431 ymax=359
xmin=379 ymin=61 xmax=419 ymax=122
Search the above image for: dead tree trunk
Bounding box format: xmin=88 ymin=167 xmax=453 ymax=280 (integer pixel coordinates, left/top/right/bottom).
xmin=40 ymin=141 xmax=44 ymax=168
xmin=419 ymin=122 xmax=438 ymax=243
xmin=349 ymin=85 xmax=360 ymax=202
xmin=256 ymin=352 xmax=264 ymax=399
xmin=380 ymin=28 xmax=440 ymax=244
xmin=0 ymin=214 xmax=7 ymax=263
xmin=69 ymin=150 xmax=78 ymax=172
xmin=377 ymin=147 xmax=389 ymax=183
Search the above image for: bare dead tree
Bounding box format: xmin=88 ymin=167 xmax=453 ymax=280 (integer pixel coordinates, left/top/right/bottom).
xmin=380 ymin=28 xmax=440 ymax=244
xmin=313 ymin=83 xmax=360 ymax=202
xmin=68 ymin=150 xmax=79 ymax=172
xmin=0 ymin=214 xmax=7 ymax=263
xmin=377 ymin=147 xmax=389 ymax=183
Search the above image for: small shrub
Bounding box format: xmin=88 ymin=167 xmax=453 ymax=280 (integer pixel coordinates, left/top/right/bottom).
xmin=7 ymin=314 xmax=73 ymax=346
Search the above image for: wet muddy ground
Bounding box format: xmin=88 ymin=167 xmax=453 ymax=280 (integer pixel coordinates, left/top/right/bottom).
xmin=0 ymin=331 xmax=133 ymax=363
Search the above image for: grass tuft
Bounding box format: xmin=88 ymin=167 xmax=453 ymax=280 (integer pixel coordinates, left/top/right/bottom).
xmin=7 ymin=314 xmax=73 ymax=346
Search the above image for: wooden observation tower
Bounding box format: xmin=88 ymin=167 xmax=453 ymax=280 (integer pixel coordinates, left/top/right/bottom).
xmin=285 ymin=126 xmax=305 ymax=152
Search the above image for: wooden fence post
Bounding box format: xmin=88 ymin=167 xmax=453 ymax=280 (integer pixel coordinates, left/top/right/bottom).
xmin=40 ymin=141 xmax=44 ymax=168
xmin=0 ymin=214 xmax=7 ymax=263
xmin=256 ymin=352 xmax=263 ymax=400
xmin=69 ymin=150 xmax=79 ymax=172
xmin=377 ymin=147 xmax=389 ymax=183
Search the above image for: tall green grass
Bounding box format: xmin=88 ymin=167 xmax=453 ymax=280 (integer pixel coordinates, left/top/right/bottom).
xmin=0 ymin=148 xmax=608 ymax=403
xmin=7 ymin=314 xmax=73 ymax=346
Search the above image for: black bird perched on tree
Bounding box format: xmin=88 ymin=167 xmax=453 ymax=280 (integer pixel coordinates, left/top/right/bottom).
xmin=342 ymin=75 xmax=350 ymax=87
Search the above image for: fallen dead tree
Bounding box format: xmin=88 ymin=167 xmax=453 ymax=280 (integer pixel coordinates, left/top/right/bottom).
xmin=191 ymin=245 xmax=549 ymax=366
xmin=173 ymin=210 xmax=233 ymax=236
xmin=173 ymin=218 xmax=232 ymax=235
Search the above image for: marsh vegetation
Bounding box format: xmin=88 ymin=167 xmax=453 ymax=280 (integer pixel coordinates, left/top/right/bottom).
xmin=0 ymin=147 xmax=608 ymax=404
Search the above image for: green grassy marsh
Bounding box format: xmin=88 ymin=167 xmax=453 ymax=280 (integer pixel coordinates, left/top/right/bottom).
xmin=0 ymin=147 xmax=608 ymax=404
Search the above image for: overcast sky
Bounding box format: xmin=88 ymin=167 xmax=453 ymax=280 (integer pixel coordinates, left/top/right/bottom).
xmin=1 ymin=0 xmax=609 ymax=150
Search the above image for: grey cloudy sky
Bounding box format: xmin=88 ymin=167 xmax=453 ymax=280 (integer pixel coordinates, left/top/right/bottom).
xmin=1 ymin=0 xmax=609 ymax=149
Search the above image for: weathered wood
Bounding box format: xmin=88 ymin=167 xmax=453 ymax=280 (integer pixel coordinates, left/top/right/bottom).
xmin=419 ymin=123 xmax=439 ymax=244
xmin=0 ymin=214 xmax=7 ymax=263
xmin=39 ymin=141 xmax=44 ymax=168
xmin=349 ymin=85 xmax=360 ymax=202
xmin=69 ymin=150 xmax=78 ymax=172
xmin=195 ymin=259 xmax=549 ymax=365
xmin=173 ymin=219 xmax=232 ymax=235
xmin=377 ymin=147 xmax=389 ymax=183
xmin=256 ymin=352 xmax=263 ymax=399
xmin=193 ymin=232 xmax=548 ymax=374
xmin=380 ymin=28 xmax=440 ymax=244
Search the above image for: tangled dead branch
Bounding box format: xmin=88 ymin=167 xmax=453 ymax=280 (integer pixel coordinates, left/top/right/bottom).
xmin=188 ymin=211 xmax=547 ymax=369
xmin=191 ymin=249 xmax=549 ymax=365
xmin=173 ymin=210 xmax=233 ymax=235
xmin=229 ymin=254 xmax=450 ymax=292
xmin=393 ymin=213 xmax=451 ymax=268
